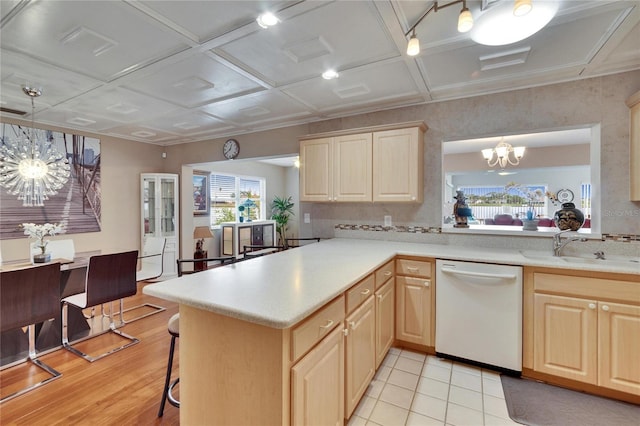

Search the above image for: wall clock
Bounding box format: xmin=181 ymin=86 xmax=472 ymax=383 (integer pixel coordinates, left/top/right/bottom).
xmin=223 ymin=139 xmax=240 ymax=160
xmin=556 ymin=188 xmax=574 ymax=203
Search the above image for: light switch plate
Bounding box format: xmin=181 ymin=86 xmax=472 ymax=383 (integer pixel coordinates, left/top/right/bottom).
xmin=304 ymin=213 xmax=311 ymax=223
xmin=384 ymin=215 xmax=392 ymax=226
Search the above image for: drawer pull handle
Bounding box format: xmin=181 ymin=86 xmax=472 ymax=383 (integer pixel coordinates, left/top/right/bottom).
xmin=424 ymin=281 xmax=430 ymax=287
xmin=407 ymin=267 xmax=419 ymax=272
xmin=384 ymin=271 xmax=392 ymax=276
xmin=588 ymin=303 xmax=596 ymax=310
xmin=320 ymin=320 xmax=334 ymax=330
xmin=602 ymin=305 xmax=610 ymax=312
xmin=361 ymin=289 xmax=370 ymax=295
xmin=377 ymin=294 xmax=383 ymax=300
xmin=349 ymin=321 xmax=358 ymax=331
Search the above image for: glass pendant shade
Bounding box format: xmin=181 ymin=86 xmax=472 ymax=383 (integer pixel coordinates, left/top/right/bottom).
xmin=407 ymin=34 xmax=420 ymax=56
xmin=457 ymin=7 xmax=474 ymax=33
xmin=0 ymin=87 xmax=71 ymax=207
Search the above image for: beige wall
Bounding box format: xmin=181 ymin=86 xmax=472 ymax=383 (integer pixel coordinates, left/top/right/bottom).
xmin=302 ymin=70 xmax=640 ymax=236
xmin=0 ymin=118 xmax=163 ymax=261
xmin=2 ymin=71 xmax=638 ymax=262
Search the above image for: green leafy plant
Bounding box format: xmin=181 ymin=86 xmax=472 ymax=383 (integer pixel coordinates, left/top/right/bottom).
xmin=270 ymin=195 xmax=294 ymax=247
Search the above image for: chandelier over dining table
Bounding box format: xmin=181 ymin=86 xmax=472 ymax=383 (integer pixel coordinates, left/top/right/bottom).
xmin=0 ymin=86 xmax=71 ymax=207
xmin=481 ymin=139 xmax=525 ymax=169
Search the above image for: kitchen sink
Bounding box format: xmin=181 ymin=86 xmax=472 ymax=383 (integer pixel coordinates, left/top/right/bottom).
xmin=519 ymin=250 xmax=640 ymax=268
xmin=560 ymin=255 xmax=640 ymax=267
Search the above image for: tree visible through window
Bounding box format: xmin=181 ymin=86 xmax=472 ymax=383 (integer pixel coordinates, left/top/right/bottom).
xmin=210 ymin=174 xmax=265 ymax=226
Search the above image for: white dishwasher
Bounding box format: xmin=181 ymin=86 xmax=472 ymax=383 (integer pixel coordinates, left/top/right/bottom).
xmin=435 ymin=259 xmax=522 ymax=374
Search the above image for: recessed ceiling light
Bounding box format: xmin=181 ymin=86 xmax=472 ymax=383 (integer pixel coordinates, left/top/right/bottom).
xmin=256 ymin=12 xmax=279 ymax=28
xmin=471 ymin=0 xmax=558 ymax=46
xmin=322 ymin=70 xmax=339 ymax=80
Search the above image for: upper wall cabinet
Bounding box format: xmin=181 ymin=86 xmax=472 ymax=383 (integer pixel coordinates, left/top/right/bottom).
xmin=299 ymin=122 xmax=426 ymax=203
xmin=373 ymin=127 xmax=424 ymax=203
xmin=627 ymin=90 xmax=640 ymax=201
xmin=300 ymin=133 xmax=372 ymax=202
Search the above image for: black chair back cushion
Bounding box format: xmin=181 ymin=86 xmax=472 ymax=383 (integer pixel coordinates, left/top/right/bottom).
xmin=85 ymin=250 xmax=139 ymax=307
xmin=1 ymin=262 xmax=61 ymax=332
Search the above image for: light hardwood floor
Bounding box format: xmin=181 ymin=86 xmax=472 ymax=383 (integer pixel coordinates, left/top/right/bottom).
xmin=0 ymin=282 xmax=180 ymax=425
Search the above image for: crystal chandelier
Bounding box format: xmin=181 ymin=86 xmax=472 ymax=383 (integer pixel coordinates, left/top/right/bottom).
xmin=481 ymin=139 xmax=525 ymax=169
xmin=0 ymin=86 xmax=71 ymax=207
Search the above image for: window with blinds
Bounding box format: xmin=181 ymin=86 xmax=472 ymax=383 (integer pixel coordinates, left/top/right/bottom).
xmin=210 ymin=173 xmax=265 ymax=226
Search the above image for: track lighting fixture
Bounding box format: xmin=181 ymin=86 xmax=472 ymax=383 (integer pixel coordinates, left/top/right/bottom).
xmin=405 ymin=1 xmax=473 ymax=57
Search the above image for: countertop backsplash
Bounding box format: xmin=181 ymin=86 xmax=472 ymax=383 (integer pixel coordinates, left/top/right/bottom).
xmin=334 ymin=224 xmax=640 ymax=259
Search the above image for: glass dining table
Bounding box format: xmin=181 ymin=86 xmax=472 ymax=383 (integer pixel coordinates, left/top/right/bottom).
xmin=0 ymin=251 xmax=99 ymax=366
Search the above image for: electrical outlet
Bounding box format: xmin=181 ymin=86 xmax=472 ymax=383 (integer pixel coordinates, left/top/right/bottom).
xmin=384 ymin=215 xmax=392 ymax=226
xmin=304 ymin=213 xmax=311 ymax=224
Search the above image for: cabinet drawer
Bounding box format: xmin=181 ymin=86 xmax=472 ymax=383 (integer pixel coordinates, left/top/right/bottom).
xmin=375 ymin=260 xmax=394 ymax=289
xmin=292 ymin=295 xmax=345 ymax=362
xmin=396 ymin=258 xmax=432 ymax=278
xmin=346 ymin=274 xmax=375 ymax=314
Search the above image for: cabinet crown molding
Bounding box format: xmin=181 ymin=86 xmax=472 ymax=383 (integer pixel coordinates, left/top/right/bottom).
xmin=300 ymin=121 xmax=427 ymax=141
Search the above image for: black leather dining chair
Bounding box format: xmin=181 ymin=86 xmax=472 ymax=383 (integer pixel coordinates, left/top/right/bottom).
xmin=0 ymin=262 xmax=62 ymax=402
xmin=61 ymin=250 xmax=139 ymax=362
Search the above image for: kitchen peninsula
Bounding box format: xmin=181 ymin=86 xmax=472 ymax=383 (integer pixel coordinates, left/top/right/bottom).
xmin=144 ymin=238 xmax=640 ymax=424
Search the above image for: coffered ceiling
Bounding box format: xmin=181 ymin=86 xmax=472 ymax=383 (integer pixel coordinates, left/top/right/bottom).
xmin=1 ymin=0 xmax=638 ymax=146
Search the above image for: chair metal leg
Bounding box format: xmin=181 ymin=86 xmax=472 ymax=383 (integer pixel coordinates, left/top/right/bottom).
xmin=1 ymin=324 xmax=62 ymax=403
xmin=158 ymin=334 xmax=180 ymax=416
xmin=62 ymin=301 xmax=140 ymax=363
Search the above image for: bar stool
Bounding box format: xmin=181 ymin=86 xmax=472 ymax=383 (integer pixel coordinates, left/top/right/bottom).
xmin=158 ymin=313 xmax=180 ymax=417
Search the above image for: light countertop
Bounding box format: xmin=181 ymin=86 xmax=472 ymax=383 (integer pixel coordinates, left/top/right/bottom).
xmin=143 ymin=238 xmax=639 ymax=329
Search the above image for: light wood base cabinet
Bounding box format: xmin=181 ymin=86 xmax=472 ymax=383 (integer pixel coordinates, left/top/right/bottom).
xmin=395 ymin=258 xmax=434 ymax=347
xmin=375 ymin=278 xmax=395 ymax=368
xmin=292 ymin=325 xmax=345 ymax=426
xmin=344 ymin=296 xmax=375 ymax=418
xmin=526 ymin=268 xmax=640 ymax=398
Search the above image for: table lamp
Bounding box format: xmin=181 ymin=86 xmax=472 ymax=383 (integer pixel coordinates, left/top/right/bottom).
xmin=194 ymin=226 xmax=214 ymax=257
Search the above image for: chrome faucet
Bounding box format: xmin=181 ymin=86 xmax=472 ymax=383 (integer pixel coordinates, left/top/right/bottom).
xmin=552 ymin=229 xmax=587 ymax=257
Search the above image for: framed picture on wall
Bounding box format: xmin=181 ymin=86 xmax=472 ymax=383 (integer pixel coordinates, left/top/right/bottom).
xmin=193 ymin=171 xmax=210 ymax=216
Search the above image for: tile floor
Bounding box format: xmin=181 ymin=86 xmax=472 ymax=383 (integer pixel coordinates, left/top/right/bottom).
xmin=348 ymin=347 xmax=523 ymax=426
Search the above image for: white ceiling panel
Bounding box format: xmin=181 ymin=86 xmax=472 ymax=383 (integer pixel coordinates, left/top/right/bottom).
xmin=0 ymin=0 xmax=637 ymax=145
xmin=143 ymin=110 xmax=236 ymax=140
xmin=0 ymin=1 xmax=190 ymax=81
xmin=124 ymin=54 xmax=265 ymax=108
xmin=137 ymin=0 xmax=297 ymax=43
xmin=0 ymin=50 xmax=102 ymax=106
xmin=214 ymin=1 xmax=399 ymax=86
xmin=201 ymin=90 xmax=312 ymax=126
xmin=284 ymin=60 xmax=423 ymax=111
xmin=58 ymin=86 xmax=181 ymax=125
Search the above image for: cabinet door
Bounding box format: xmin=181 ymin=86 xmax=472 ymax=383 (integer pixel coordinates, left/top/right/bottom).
xmin=142 ymin=177 xmax=156 ymax=237
xmin=238 ymin=226 xmax=252 ymax=256
xmin=345 ymin=297 xmax=375 ymax=419
xmin=300 ymin=138 xmax=333 ymax=202
xmin=598 ymin=301 xmax=640 ymax=395
xmin=375 ymin=278 xmax=395 ymax=369
xmin=533 ymin=293 xmax=597 ymax=384
xmin=334 ymin=133 xmax=372 ymax=202
xmin=373 ymin=127 xmax=423 ymax=202
xmin=396 ymin=276 xmax=432 ymax=346
xmin=291 ymin=325 xmax=344 ymax=426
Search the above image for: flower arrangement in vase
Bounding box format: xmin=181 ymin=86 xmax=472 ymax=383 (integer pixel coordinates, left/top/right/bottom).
xmin=21 ymin=222 xmax=64 ymax=263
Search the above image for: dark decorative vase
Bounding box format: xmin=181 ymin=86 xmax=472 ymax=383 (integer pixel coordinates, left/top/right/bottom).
xmin=553 ymin=202 xmax=585 ymax=231
xmin=33 ymin=253 xmax=51 ymax=263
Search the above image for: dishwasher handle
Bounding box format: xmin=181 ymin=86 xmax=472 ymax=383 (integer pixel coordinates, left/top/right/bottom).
xmin=440 ymin=266 xmax=517 ymax=280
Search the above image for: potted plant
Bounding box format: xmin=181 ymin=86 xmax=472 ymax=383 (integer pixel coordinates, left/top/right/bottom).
xmin=270 ymin=196 xmax=294 ymax=248
xmin=238 ymin=205 xmax=245 ymax=222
